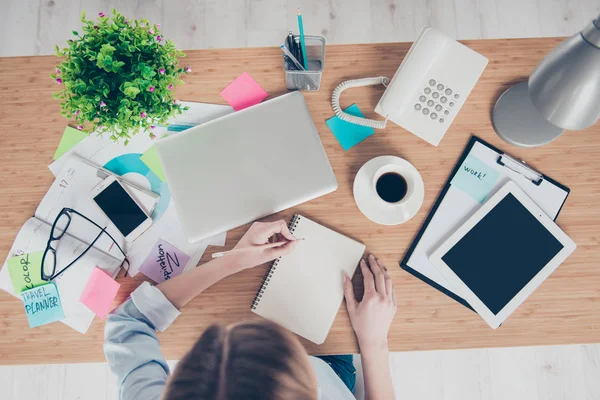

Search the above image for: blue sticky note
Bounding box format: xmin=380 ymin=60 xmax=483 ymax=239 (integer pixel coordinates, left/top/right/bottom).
xmin=451 ymin=154 xmax=501 ymax=203
xmin=326 ymin=104 xmax=375 ymax=151
xmin=20 ymin=283 xmax=65 ymax=328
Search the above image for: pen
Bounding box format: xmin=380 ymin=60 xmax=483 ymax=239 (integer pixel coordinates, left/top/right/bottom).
xmin=286 ymin=31 xmax=294 ymax=53
xmin=280 ymin=45 xmax=305 ymax=71
xmin=297 ymin=8 xmax=309 ymax=69
xmin=294 ymin=36 xmax=304 ymax=67
xmin=74 ymin=154 xmax=160 ymax=200
xmin=211 ymin=238 xmax=305 ymax=258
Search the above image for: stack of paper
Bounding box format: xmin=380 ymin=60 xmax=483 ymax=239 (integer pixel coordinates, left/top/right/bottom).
xmin=0 ymin=102 xmax=234 ymax=333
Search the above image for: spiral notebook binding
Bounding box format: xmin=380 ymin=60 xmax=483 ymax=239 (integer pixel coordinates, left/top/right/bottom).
xmin=251 ymin=214 xmax=301 ymax=310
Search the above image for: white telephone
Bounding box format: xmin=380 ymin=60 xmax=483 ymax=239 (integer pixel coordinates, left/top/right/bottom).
xmin=332 ymin=26 xmax=489 ymax=146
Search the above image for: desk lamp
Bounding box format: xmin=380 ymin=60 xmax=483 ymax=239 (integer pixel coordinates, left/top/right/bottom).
xmin=492 ymin=16 xmax=600 ymax=147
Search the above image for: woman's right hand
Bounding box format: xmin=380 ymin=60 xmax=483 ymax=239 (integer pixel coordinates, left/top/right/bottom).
xmin=343 ymin=254 xmax=397 ymax=351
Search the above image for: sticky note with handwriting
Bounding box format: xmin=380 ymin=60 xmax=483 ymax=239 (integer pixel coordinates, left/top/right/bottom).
xmin=21 ymin=283 xmax=65 ymax=328
xmin=79 ymin=267 xmax=121 ymax=320
xmin=451 ymin=154 xmax=500 ymax=203
xmin=139 ymin=239 xmax=191 ymax=283
xmin=7 ymin=251 xmax=46 ymax=294
xmin=220 ymin=72 xmax=268 ymax=111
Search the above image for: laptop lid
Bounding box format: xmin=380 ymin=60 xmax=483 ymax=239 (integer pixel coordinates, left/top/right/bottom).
xmin=155 ymin=91 xmax=338 ymax=242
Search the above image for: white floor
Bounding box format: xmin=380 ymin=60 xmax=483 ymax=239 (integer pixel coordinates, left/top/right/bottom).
xmin=0 ymin=344 xmax=599 ymax=400
xmin=2 ymin=1 xmax=600 ymax=399
xmin=1 ymin=0 xmax=599 ymax=57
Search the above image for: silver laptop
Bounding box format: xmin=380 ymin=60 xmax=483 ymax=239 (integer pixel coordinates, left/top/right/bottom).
xmin=155 ymin=91 xmax=338 ymax=242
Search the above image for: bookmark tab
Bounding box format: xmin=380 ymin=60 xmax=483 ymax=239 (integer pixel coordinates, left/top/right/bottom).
xmin=326 ymin=104 xmax=375 ymax=151
xmin=140 ymin=239 xmax=191 ymax=283
xmin=21 ymin=283 xmax=65 ymax=328
xmin=451 ymin=154 xmax=500 ymax=203
xmin=140 ymin=146 xmax=166 ymax=182
xmin=54 ymin=126 xmax=88 ymax=160
xmin=220 ymin=72 xmax=268 ymax=111
xmin=79 ymin=267 xmax=121 ymax=320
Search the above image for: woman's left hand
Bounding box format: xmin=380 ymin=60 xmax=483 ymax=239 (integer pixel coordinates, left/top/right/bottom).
xmin=228 ymin=220 xmax=298 ymax=271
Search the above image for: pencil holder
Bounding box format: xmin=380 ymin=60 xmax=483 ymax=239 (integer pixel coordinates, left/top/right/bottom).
xmin=284 ymin=35 xmax=326 ymax=91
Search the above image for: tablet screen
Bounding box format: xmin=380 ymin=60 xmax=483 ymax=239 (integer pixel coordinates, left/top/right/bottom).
xmin=441 ymin=193 xmax=564 ymax=314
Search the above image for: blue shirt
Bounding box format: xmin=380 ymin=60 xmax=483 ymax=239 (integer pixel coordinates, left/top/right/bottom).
xmin=104 ymin=282 xmax=355 ymax=400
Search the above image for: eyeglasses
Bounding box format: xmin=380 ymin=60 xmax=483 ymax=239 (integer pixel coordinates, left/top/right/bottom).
xmin=41 ymin=208 xmax=128 ymax=281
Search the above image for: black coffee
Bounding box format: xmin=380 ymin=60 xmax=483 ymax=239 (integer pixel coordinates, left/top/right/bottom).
xmin=376 ymin=172 xmax=408 ymax=203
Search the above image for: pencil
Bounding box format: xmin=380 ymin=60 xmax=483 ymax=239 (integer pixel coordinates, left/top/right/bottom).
xmin=297 ymin=8 xmax=309 ymax=70
xmin=211 ymin=239 xmax=305 ymax=258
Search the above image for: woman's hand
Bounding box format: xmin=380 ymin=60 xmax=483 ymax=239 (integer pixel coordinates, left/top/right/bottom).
xmin=343 ymin=254 xmax=397 ymax=351
xmin=228 ymin=220 xmax=298 ymax=271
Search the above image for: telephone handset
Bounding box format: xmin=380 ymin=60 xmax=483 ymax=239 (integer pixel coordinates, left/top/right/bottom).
xmin=331 ymin=26 xmax=489 ymax=146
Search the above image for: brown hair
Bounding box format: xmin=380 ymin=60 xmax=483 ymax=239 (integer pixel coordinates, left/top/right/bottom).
xmin=163 ymin=320 xmax=318 ymax=400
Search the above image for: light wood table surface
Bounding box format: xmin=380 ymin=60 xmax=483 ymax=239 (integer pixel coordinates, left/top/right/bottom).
xmin=1 ymin=38 xmax=599 ymax=365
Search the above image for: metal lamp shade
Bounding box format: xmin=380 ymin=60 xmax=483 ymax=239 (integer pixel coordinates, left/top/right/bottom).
xmin=529 ymin=19 xmax=600 ymax=130
xmin=492 ymin=17 xmax=600 ymax=147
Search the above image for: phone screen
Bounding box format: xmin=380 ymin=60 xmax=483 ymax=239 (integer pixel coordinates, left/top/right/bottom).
xmin=93 ymin=181 xmax=148 ymax=237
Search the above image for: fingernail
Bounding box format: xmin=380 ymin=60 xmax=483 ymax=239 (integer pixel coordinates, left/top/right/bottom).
xmin=369 ymin=254 xmax=375 ymax=259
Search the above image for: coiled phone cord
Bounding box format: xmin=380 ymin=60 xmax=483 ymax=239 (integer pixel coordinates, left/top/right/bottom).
xmin=331 ymin=76 xmax=390 ymax=129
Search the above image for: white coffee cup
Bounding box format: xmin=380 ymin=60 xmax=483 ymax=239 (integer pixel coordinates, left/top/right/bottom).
xmin=372 ymin=163 xmax=416 ymax=207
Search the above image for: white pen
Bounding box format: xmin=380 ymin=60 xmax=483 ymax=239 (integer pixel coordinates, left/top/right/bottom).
xmin=74 ymin=154 xmax=160 ymax=200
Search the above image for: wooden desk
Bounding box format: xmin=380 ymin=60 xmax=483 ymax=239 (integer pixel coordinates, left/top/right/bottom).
xmin=1 ymin=38 xmax=599 ymax=365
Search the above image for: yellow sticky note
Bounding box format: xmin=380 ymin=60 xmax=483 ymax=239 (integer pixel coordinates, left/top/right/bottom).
xmin=7 ymin=251 xmax=46 ymax=294
xmin=140 ymin=146 xmax=166 ymax=182
xmin=53 ymin=126 xmax=88 ymax=160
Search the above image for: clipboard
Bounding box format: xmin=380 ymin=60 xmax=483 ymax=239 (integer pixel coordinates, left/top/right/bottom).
xmin=400 ymin=136 xmax=570 ymax=309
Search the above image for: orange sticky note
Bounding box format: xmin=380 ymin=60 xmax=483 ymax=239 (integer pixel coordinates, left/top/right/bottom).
xmin=220 ymin=72 xmax=268 ymax=111
xmin=79 ymin=267 xmax=120 ymax=320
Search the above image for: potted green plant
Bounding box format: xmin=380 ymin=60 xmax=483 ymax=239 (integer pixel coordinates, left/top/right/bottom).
xmin=51 ymin=9 xmax=191 ymax=144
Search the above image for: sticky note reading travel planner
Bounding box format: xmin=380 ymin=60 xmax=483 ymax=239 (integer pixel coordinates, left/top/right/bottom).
xmin=79 ymin=267 xmax=121 ymax=320
xmin=140 ymin=146 xmax=166 ymax=182
xmin=326 ymin=104 xmax=375 ymax=151
xmin=53 ymin=126 xmax=88 ymax=160
xmin=21 ymin=283 xmax=64 ymax=328
xmin=7 ymin=251 xmax=46 ymax=294
xmin=451 ymin=154 xmax=501 ymax=203
xmin=220 ymin=72 xmax=268 ymax=111
xmin=140 ymin=239 xmax=191 ymax=283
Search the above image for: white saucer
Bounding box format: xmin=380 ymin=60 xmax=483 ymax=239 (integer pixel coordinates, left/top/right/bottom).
xmin=353 ymin=156 xmax=424 ymax=225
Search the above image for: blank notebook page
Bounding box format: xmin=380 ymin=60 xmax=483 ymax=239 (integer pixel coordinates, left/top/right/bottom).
xmin=251 ymin=215 xmax=365 ymax=344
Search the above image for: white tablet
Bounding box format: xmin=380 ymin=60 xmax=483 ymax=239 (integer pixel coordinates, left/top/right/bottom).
xmin=429 ymin=181 xmax=576 ymax=329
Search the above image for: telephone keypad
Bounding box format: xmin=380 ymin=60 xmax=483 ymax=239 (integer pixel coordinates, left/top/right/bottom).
xmin=414 ymin=80 xmax=461 ymax=123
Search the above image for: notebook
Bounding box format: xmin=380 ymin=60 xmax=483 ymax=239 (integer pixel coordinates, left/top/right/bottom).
xmin=251 ymin=215 xmax=365 ymax=344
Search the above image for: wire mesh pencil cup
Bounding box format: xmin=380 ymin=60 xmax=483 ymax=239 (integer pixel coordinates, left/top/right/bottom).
xmin=283 ymin=35 xmax=326 ymax=91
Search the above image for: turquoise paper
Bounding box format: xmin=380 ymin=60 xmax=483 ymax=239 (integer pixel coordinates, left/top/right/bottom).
xmin=451 ymin=154 xmax=501 ymax=203
xmin=326 ymin=104 xmax=375 ymax=151
xmin=21 ymin=283 xmax=65 ymax=328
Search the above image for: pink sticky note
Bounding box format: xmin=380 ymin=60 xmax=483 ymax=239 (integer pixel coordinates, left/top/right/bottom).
xmin=139 ymin=239 xmax=191 ymax=283
xmin=219 ymin=72 xmax=268 ymax=111
xmin=79 ymin=267 xmax=121 ymax=320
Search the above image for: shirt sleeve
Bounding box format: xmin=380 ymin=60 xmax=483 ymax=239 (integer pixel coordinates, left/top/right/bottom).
xmin=104 ymin=282 xmax=181 ymax=400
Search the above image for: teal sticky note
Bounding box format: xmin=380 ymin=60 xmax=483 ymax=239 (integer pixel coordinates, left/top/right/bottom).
xmin=451 ymin=154 xmax=501 ymax=203
xmin=326 ymin=104 xmax=375 ymax=151
xmin=20 ymin=283 xmax=65 ymax=328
